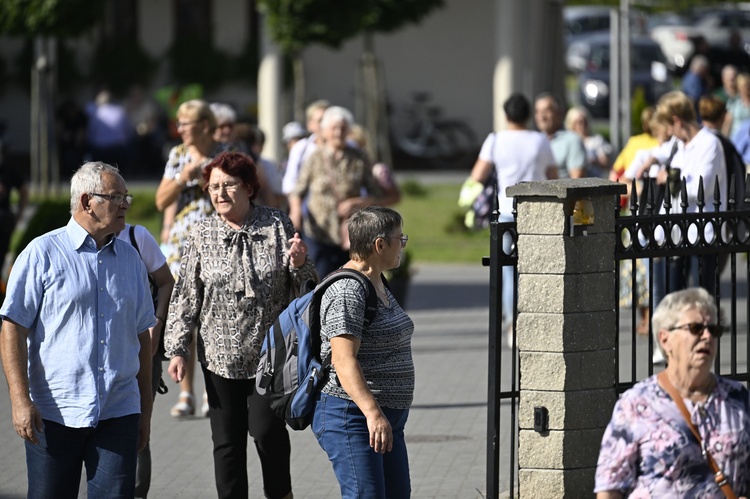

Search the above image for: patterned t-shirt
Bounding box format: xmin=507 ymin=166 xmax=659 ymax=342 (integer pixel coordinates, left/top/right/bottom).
xmin=164 ymin=206 xmax=318 ymax=379
xmin=319 ymin=278 xmax=415 ymax=409
xmin=595 ymin=375 xmax=750 ymax=497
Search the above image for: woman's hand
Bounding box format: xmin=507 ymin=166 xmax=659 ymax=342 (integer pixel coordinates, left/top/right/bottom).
xmin=366 ymin=410 xmax=393 ymax=454
xmin=168 ymin=356 xmax=187 ymax=383
xmin=288 ymin=232 xmax=308 ymax=268
xmin=337 ymin=197 xmax=366 ymax=218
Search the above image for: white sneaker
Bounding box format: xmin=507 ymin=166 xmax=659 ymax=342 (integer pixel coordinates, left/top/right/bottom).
xmin=201 ymin=392 xmax=209 ymax=417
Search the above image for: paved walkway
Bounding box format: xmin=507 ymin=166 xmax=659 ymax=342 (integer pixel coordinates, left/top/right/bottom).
xmin=0 ymin=263 xmax=497 ymax=498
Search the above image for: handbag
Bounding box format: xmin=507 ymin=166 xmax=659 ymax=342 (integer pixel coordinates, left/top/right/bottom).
xmin=657 ymin=372 xmax=737 ymax=499
xmin=458 ymin=133 xmax=497 ymax=230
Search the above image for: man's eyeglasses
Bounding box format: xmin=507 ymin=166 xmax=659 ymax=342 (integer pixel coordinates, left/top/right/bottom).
xmin=207 ymin=181 xmax=241 ymax=194
xmin=90 ymin=193 xmax=133 ymax=205
xmin=670 ymin=322 xmax=724 ymax=338
xmin=381 ymin=235 xmax=408 ymax=248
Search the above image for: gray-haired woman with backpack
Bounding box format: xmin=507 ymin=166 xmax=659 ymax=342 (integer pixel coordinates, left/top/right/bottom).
xmin=313 ymin=206 xmax=415 ymax=499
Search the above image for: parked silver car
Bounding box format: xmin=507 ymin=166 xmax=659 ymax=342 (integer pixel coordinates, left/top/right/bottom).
xmin=650 ymin=7 xmax=750 ymax=72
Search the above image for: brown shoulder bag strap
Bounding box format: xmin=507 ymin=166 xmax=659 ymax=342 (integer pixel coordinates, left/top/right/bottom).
xmin=657 ymin=371 xmax=737 ymax=499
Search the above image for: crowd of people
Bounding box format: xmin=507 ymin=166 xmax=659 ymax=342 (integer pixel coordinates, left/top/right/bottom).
xmin=0 ymin=90 xmax=413 ymax=498
xmin=2 ymin=45 xmax=750 ymax=495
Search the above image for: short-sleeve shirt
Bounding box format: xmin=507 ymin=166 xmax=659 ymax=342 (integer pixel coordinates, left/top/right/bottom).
xmin=0 ymin=218 xmax=155 ymax=428
xmin=549 ymin=129 xmax=586 ymax=179
xmin=478 ymin=130 xmax=555 ymax=215
xmin=319 ymin=278 xmax=415 ymax=409
xmin=116 ymin=223 xmax=166 ymax=273
xmin=595 ymin=375 xmax=750 ymax=497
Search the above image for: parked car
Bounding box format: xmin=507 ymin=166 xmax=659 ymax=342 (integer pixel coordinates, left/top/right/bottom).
xmin=571 ymin=34 xmax=672 ymax=118
xmin=650 ymin=7 xmax=750 ymax=73
xmin=565 ymin=5 xmax=611 ymax=46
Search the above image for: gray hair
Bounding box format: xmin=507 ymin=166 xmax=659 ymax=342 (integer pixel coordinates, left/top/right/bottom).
xmin=210 ymin=102 xmax=237 ymax=124
xmin=347 ymin=206 xmax=403 ymax=259
xmin=70 ymin=162 xmax=121 ymax=214
xmin=320 ymin=106 xmax=354 ymax=131
xmin=651 ymin=287 xmax=718 ymax=358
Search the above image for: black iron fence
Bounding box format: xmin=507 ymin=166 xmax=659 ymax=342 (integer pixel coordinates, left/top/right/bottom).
xmin=483 ymin=205 xmax=518 ymax=499
xmin=614 ymin=174 xmax=750 ymax=393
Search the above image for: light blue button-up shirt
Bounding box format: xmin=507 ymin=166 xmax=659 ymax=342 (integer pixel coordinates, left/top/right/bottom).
xmin=0 ymin=218 xmax=155 ymax=428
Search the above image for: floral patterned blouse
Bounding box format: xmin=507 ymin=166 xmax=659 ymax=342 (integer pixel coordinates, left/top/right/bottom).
xmin=164 ymin=205 xmax=318 ymax=379
xmin=292 ymin=145 xmax=382 ymax=247
xmin=595 ymin=375 xmax=750 ymax=497
xmin=161 ymin=142 xmax=230 ymax=277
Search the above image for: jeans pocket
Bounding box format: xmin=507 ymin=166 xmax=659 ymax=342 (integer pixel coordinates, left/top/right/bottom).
xmin=312 ymin=393 xmax=326 ymax=439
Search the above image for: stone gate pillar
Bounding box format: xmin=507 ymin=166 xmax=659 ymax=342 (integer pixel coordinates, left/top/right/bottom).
xmin=506 ymin=178 xmax=626 ymax=498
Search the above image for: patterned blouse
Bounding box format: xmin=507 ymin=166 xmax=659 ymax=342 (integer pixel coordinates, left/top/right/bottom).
xmin=595 ymin=375 xmax=750 ymax=497
xmin=319 ymin=278 xmax=415 ymax=409
xmin=162 ymin=142 xmax=229 ymax=277
xmin=292 ymin=145 xmax=382 ymax=247
xmin=164 ymin=206 xmax=318 ymax=379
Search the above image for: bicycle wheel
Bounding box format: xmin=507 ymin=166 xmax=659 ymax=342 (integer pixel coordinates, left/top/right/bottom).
xmin=432 ymin=121 xmax=478 ymax=166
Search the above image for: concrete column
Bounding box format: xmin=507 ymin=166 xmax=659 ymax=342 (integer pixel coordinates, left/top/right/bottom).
xmin=506 ymin=178 xmax=626 ymax=498
xmin=257 ymin=17 xmax=282 ymax=163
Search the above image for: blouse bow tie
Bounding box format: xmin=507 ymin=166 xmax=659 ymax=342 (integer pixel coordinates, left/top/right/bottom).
xmin=224 ymin=226 xmax=258 ymax=299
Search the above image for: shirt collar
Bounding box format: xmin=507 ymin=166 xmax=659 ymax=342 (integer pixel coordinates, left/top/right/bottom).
xmin=66 ymin=218 xmax=118 ymax=253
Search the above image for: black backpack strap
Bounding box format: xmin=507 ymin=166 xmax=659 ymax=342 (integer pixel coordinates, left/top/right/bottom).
xmin=313 ymin=269 xmax=379 ymax=371
xmin=128 ymin=225 xmax=140 ymax=255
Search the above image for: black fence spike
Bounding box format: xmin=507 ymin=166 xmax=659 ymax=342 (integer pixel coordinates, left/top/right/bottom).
xmin=713 ymin=175 xmax=721 ymax=211
xmin=745 ymin=173 xmax=750 ymax=204
xmin=697 ymin=176 xmax=705 ymax=212
xmin=647 ymin=178 xmax=656 ymax=214
xmin=491 ymin=179 xmax=500 ymax=223
xmin=680 ymin=177 xmax=689 ymax=212
xmin=728 ymin=173 xmax=736 ymax=211
xmin=630 ymin=178 xmax=638 ymax=214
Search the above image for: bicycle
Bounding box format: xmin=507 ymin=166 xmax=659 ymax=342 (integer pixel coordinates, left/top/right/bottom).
xmin=389 ymin=92 xmax=477 ymax=168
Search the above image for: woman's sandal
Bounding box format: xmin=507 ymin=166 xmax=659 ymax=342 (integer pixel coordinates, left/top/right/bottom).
xmin=170 ymin=391 xmax=195 ymax=417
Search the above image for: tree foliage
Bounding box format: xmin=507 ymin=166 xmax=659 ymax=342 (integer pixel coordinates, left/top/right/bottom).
xmin=257 ymin=0 xmax=444 ymax=54
xmin=0 ymin=0 xmax=106 ymax=36
xmin=568 ymin=0 xmax=743 ymax=12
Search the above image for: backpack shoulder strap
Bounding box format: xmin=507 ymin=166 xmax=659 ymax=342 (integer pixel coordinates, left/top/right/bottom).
xmin=315 ymin=268 xmax=378 ymax=327
xmin=128 ymin=225 xmax=141 ymax=255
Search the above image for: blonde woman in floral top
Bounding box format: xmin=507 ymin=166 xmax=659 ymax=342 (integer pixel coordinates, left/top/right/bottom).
xmin=155 ymin=99 xmax=229 ymax=417
xmin=165 ymin=152 xmax=317 ymax=499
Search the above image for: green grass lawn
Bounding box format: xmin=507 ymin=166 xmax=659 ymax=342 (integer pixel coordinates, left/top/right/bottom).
xmin=13 ymin=181 xmax=492 ymax=266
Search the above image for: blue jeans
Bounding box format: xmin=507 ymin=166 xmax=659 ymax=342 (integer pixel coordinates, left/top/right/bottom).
xmin=313 ymin=392 xmax=411 ymax=499
xmin=26 ymin=414 xmax=140 ymax=499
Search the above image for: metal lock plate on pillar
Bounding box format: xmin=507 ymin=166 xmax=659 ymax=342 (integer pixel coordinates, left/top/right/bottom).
xmin=533 ymin=406 xmax=549 ymax=433
xmin=569 ymin=199 xmax=594 ymax=237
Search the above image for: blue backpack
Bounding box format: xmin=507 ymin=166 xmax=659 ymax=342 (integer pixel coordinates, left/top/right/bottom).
xmin=255 ymin=268 xmax=382 ymax=430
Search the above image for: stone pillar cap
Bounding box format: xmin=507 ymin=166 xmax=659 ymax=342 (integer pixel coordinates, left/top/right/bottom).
xmin=506 ymin=178 xmax=626 ymax=200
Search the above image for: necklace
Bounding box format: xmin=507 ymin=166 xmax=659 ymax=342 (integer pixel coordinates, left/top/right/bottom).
xmin=349 ymin=260 xmax=388 ymax=302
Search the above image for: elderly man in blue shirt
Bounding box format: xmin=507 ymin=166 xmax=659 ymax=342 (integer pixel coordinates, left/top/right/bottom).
xmin=0 ymin=161 xmax=155 ymax=498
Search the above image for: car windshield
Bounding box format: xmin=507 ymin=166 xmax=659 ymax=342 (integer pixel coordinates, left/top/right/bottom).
xmin=588 ymin=43 xmax=665 ymax=71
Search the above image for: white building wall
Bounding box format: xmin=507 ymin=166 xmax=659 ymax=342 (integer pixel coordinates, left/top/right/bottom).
xmin=300 ymin=0 xmax=495 ymax=139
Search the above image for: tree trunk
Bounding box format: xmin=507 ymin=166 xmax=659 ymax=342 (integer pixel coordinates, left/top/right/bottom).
xmin=357 ymin=32 xmax=392 ymax=167
xmin=292 ymin=53 xmax=305 ymax=123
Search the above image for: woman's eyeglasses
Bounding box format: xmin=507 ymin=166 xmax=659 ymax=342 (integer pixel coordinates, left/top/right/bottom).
xmin=207 ymin=181 xmax=241 ymax=194
xmin=670 ymin=322 xmax=724 ymax=338
xmin=386 ymin=235 xmax=408 ymax=248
